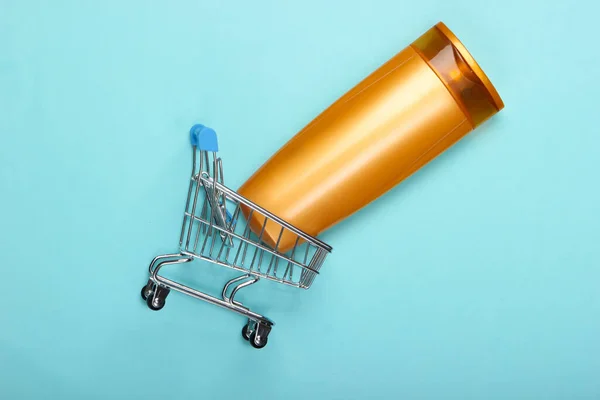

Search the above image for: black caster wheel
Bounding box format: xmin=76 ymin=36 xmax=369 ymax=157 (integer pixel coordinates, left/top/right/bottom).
xmin=242 ymin=324 xmax=253 ymax=341
xmin=146 ymin=286 xmax=170 ymax=311
xmin=249 ymin=328 xmax=268 ymax=349
xmin=141 ymin=281 xmax=154 ymax=301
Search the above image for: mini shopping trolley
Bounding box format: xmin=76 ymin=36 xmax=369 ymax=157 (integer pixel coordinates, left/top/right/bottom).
xmin=140 ymin=124 xmax=332 ymax=349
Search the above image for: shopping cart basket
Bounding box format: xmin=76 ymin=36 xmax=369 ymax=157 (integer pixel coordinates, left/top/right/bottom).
xmin=140 ymin=124 xmax=332 ymax=348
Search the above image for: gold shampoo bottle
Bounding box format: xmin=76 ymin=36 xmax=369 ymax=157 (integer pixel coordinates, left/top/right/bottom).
xmin=238 ymin=22 xmax=504 ymax=252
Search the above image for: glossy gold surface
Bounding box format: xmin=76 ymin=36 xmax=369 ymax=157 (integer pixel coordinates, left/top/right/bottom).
xmin=238 ymin=23 xmax=503 ymax=252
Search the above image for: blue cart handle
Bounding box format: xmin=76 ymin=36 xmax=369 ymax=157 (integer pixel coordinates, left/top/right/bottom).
xmin=190 ymin=124 xmax=219 ymax=152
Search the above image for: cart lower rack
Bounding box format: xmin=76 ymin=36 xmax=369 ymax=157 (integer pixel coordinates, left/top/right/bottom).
xmin=140 ymin=125 xmax=332 ymax=348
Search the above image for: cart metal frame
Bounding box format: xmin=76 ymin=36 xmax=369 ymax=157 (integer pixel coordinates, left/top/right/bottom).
xmin=140 ymin=125 xmax=332 ymax=348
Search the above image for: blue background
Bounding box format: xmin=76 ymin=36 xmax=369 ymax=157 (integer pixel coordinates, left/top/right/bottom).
xmin=1 ymin=0 xmax=598 ymax=399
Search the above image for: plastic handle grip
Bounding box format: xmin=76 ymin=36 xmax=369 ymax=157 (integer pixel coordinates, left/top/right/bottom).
xmin=189 ymin=124 xmax=219 ymax=152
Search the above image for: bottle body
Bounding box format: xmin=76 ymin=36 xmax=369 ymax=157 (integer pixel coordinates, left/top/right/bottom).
xmin=238 ymin=23 xmax=503 ymax=252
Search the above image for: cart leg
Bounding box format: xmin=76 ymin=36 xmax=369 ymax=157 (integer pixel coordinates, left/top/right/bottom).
xmin=222 ymin=274 xmax=259 ymax=308
xmin=141 ymin=253 xmax=189 ymax=303
xmin=147 ymin=253 xmax=185 ymax=275
xmin=141 ymin=254 xmax=192 ymax=310
xmin=221 ymin=275 xmax=273 ymax=349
